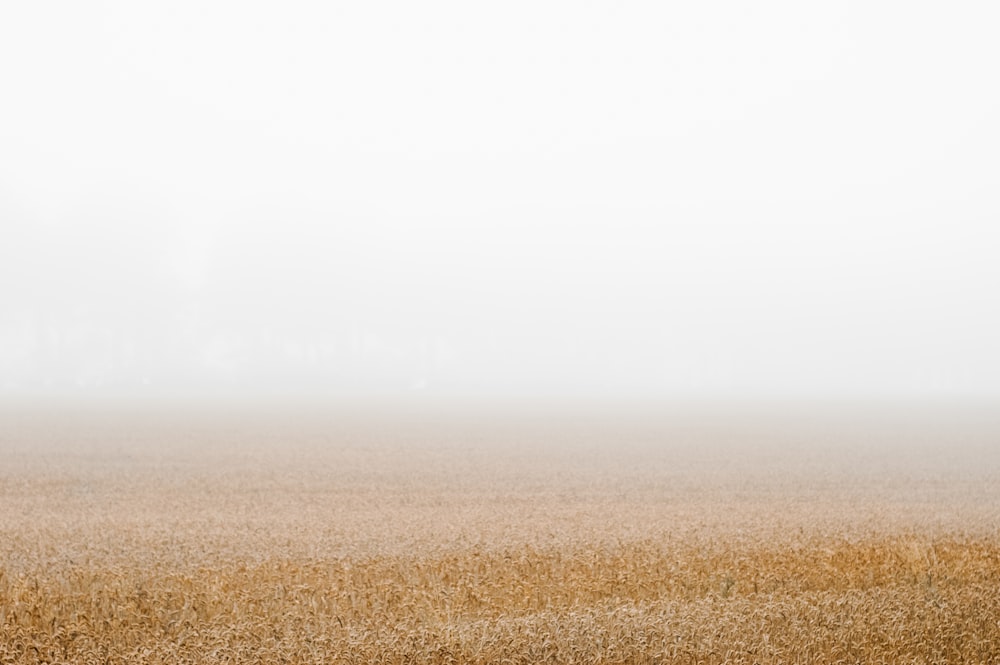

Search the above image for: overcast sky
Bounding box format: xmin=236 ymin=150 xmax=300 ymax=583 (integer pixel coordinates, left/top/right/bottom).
xmin=1 ymin=1 xmax=998 ymax=402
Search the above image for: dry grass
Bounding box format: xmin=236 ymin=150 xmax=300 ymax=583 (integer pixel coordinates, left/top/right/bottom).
xmin=2 ymin=404 xmax=999 ymax=663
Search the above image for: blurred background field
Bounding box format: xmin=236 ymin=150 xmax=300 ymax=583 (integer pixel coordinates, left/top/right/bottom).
xmin=2 ymin=404 xmax=999 ymax=663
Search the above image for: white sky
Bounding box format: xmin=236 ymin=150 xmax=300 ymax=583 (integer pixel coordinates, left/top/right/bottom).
xmin=1 ymin=1 xmax=998 ymax=401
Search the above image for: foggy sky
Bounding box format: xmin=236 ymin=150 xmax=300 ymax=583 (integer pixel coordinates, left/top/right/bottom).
xmin=2 ymin=1 xmax=999 ymax=402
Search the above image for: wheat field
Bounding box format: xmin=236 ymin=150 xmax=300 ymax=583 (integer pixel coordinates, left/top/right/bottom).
xmin=2 ymin=404 xmax=999 ymax=664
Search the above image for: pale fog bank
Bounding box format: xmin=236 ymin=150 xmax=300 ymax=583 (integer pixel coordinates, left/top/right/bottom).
xmin=2 ymin=2 xmax=999 ymax=406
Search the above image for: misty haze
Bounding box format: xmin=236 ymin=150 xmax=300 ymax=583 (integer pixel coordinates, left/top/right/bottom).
xmin=2 ymin=2 xmax=998 ymax=403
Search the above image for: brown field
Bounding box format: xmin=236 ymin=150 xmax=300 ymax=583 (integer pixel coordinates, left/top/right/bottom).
xmin=2 ymin=403 xmax=999 ymax=664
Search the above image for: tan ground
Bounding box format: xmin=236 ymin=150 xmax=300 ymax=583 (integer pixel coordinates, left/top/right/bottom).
xmin=2 ymin=403 xmax=999 ymax=663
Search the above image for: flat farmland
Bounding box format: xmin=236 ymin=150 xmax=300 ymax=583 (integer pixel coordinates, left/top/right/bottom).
xmin=2 ymin=404 xmax=999 ymax=664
